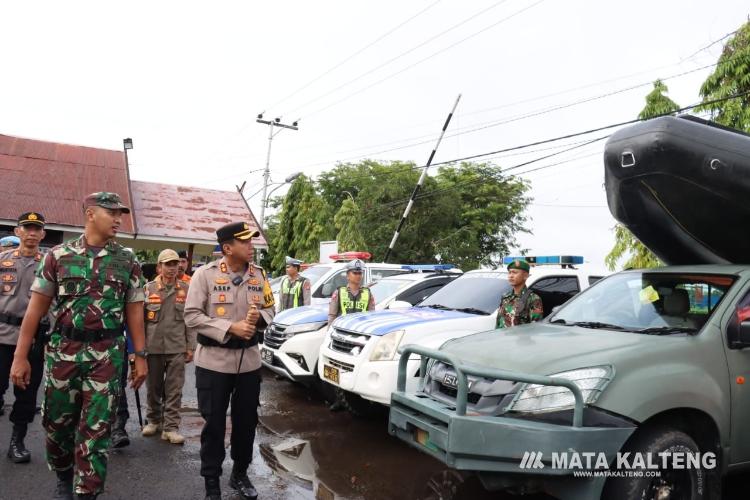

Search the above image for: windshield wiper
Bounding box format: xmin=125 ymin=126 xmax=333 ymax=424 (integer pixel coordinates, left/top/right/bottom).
xmin=453 ymin=307 xmax=489 ymax=315
xmin=571 ymin=321 xmax=626 ymax=331
xmin=636 ymin=326 xmax=698 ymax=336
xmin=419 ymin=304 xmax=452 ymax=310
xmin=549 ymin=318 xmax=568 ymax=325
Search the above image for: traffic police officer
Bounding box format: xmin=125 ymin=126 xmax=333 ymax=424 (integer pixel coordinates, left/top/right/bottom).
xmin=184 ymin=222 xmax=275 ymax=500
xmin=10 ymin=192 xmax=148 ymax=500
xmin=327 ymin=259 xmax=375 ymax=325
xmin=141 ymin=249 xmax=196 ymax=445
xmin=497 ymin=259 xmax=543 ymax=328
xmin=278 ymin=256 xmax=311 ymax=311
xmin=0 ymin=212 xmax=48 ymax=463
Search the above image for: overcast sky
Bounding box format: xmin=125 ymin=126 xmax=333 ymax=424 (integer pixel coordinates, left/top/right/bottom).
xmin=2 ymin=1 xmax=748 ymax=269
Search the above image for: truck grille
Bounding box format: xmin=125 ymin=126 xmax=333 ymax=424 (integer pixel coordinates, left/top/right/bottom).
xmin=264 ymin=323 xmax=291 ymax=349
xmin=327 ymin=358 xmax=354 ymax=372
xmin=330 ymin=328 xmax=370 ymax=355
xmin=437 ymin=383 xmax=482 ymax=404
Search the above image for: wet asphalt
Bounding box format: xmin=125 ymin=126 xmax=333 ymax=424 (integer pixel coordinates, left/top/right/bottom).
xmin=0 ymin=366 xmax=745 ymax=500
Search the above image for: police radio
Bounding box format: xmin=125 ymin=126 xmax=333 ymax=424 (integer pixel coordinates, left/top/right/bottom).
xmin=232 ymin=276 xmax=243 ymax=286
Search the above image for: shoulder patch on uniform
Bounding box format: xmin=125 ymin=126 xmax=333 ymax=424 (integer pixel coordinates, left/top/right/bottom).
xmin=1 ymin=260 xmax=13 ymax=267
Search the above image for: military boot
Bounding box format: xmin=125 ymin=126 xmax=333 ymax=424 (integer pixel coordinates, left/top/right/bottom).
xmin=229 ymin=465 xmax=258 ymax=500
xmin=7 ymin=423 xmax=31 ymax=463
xmin=53 ymin=469 xmax=74 ymax=500
xmin=110 ymin=416 xmax=130 ymax=448
xmin=204 ymin=477 xmax=221 ymax=500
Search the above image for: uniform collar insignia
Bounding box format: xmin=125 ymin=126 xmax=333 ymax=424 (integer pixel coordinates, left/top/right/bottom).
xmin=12 ymin=250 xmax=19 ymax=258
xmin=220 ymin=261 xmax=228 ymax=274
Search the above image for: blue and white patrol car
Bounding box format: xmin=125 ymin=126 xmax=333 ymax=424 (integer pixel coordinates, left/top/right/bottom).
xmin=261 ymin=265 xmax=461 ymax=384
xmin=317 ymin=257 xmax=607 ymax=411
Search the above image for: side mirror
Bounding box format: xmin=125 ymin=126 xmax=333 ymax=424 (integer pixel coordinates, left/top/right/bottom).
xmin=731 ymin=320 xmax=750 ymax=349
xmin=322 ymin=282 xmax=334 ymax=297
xmin=388 ymin=300 xmax=412 ymax=310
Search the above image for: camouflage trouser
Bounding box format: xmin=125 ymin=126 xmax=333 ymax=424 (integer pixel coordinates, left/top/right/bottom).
xmin=42 ymin=333 xmax=124 ymax=495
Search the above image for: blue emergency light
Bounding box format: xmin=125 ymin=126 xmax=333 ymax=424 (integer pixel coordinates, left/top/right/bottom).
xmin=502 ymin=255 xmax=584 ymax=265
xmin=401 ymin=264 xmax=455 ymax=272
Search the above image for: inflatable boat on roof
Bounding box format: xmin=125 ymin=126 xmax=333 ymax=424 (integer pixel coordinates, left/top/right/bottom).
xmin=604 ymin=115 xmax=750 ymax=265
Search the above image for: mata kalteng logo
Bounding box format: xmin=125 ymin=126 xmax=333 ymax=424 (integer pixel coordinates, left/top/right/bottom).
xmin=519 ymin=451 xmax=717 ymax=471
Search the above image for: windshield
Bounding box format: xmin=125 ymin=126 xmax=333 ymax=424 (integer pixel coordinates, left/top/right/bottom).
xmin=419 ymin=272 xmax=510 ymax=315
xmin=301 ymin=265 xmax=332 ymax=285
xmin=369 ymin=278 xmax=412 ymax=304
xmin=550 ymin=272 xmax=736 ymax=333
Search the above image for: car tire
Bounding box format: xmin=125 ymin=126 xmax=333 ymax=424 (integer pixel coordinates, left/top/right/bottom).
xmin=602 ymin=425 xmax=712 ymax=500
xmin=341 ymin=390 xmax=383 ymax=418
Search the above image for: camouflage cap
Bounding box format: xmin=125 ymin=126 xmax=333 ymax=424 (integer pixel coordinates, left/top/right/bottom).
xmin=507 ymin=259 xmax=530 ymax=272
xmin=83 ymin=192 xmax=131 ymax=213
xmin=157 ymin=249 xmax=180 ymax=263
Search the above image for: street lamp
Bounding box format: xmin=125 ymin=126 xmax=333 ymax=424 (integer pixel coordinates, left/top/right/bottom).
xmin=256 ymin=172 xmax=303 ymax=227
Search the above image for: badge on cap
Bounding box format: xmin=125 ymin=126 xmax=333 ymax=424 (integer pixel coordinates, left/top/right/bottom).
xmin=28 ymin=213 xmax=38 ymax=221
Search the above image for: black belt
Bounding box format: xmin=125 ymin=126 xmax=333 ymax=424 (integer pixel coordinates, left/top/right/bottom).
xmin=197 ymin=334 xmax=257 ymax=350
xmin=56 ymin=325 xmax=124 ymax=342
xmin=0 ymin=313 xmax=23 ymax=326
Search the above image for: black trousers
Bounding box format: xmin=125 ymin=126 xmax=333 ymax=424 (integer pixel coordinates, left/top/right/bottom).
xmin=0 ymin=342 xmax=44 ymax=425
xmin=116 ymin=356 xmax=129 ymax=420
xmin=195 ymin=366 xmax=261 ymax=478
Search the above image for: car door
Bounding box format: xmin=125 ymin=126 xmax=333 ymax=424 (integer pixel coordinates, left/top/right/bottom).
xmin=397 ymin=277 xmax=453 ymax=306
xmin=721 ymin=283 xmax=750 ymax=464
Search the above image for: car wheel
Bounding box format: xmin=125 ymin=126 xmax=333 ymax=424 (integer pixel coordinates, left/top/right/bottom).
xmin=602 ymin=425 xmax=711 ymax=500
xmin=341 ymin=390 xmax=384 ymax=418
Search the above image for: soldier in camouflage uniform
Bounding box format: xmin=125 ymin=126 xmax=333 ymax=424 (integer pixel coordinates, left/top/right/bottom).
xmin=10 ymin=192 xmax=148 ymax=500
xmin=496 ymin=259 xmax=544 ymax=328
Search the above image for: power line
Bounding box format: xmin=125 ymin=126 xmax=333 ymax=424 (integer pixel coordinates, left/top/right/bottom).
xmin=262 ymin=0 xmax=443 ymax=114
xmin=302 ymin=0 xmax=546 ymax=119
xmin=282 ymin=0 xmax=511 ymax=117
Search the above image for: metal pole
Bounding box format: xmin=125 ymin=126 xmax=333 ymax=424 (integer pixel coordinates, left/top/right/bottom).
xmin=384 ymin=94 xmax=461 ymax=262
xmin=259 ymin=122 xmax=274 ymax=228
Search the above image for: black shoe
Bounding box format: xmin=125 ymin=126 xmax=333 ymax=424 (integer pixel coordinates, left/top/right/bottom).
xmin=7 ymin=424 xmax=31 ymax=463
xmin=328 ymin=400 xmax=345 ymax=412
xmin=229 ymin=471 xmax=258 ymax=500
xmin=110 ymin=417 xmax=130 ymax=448
xmin=53 ymin=470 xmax=74 ymax=500
xmin=204 ymin=477 xmax=221 ymax=500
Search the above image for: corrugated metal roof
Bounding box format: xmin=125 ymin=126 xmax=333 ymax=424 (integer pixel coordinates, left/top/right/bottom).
xmin=0 ymin=134 xmax=136 ymax=232
xmin=131 ymin=180 xmax=266 ymax=246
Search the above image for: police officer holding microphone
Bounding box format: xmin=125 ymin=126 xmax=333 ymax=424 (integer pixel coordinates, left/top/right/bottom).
xmin=184 ymin=222 xmax=275 ymax=500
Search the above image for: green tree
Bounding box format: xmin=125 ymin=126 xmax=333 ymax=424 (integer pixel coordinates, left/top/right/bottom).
xmin=698 ymin=21 xmax=750 ymax=132
xmin=334 ymin=196 xmax=367 ymax=252
xmin=269 ymin=175 xmax=334 ymax=272
xmin=606 ymin=79 xmax=678 ymax=270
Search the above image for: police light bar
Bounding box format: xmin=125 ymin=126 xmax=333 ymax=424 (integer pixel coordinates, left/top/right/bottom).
xmin=503 ymin=255 xmax=584 ymax=265
xmin=329 ymin=251 xmax=372 ymax=262
xmin=401 ymin=264 xmax=455 ymax=272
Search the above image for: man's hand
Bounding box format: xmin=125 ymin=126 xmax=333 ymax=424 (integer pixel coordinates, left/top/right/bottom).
xmin=185 ymin=350 xmax=194 ymax=363
xmin=129 ymin=357 xmax=147 ymax=390
xmin=228 ymin=321 xmax=255 ymax=340
xmin=247 ymin=304 xmax=260 ymax=325
xmin=10 ymin=357 xmax=31 ymax=390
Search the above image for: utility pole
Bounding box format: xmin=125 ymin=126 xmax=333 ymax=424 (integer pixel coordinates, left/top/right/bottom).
xmin=255 ymin=114 xmax=299 ymax=227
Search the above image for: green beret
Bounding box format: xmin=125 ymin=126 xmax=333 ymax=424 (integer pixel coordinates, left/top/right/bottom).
xmin=507 ymin=259 xmax=530 ymax=272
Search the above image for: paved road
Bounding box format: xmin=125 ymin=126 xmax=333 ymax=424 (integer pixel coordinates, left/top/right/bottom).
xmin=0 ymin=365 xmax=745 ymax=499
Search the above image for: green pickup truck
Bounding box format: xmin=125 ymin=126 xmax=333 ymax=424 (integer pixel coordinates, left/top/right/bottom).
xmin=388 ymin=116 xmax=750 ymax=500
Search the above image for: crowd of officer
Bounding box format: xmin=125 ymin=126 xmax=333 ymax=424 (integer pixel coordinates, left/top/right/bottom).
xmin=0 ymin=189 xmax=543 ymax=500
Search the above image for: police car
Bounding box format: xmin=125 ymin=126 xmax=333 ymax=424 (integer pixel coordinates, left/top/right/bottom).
xmin=317 ymin=256 xmax=607 ymax=413
xmin=271 ymin=252 xmax=411 ymax=310
xmin=261 ymin=265 xmax=461 ymax=385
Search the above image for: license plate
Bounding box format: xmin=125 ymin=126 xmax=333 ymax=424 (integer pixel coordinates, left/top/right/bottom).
xmin=323 ymin=364 xmax=339 ymax=384
xmin=261 ymin=348 xmax=273 ymax=364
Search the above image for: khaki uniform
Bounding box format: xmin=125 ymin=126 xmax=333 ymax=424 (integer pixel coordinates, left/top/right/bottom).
xmin=144 ymin=276 xmax=196 ymax=432
xmin=184 ymin=257 xmax=275 ymax=374
xmin=0 ymin=249 xmax=46 ymax=427
xmin=184 ymin=256 xmax=275 ymax=479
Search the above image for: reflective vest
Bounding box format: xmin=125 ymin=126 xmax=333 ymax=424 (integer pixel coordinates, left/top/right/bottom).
xmin=339 ymin=286 xmax=370 ymax=315
xmin=281 ymin=276 xmax=305 ymax=308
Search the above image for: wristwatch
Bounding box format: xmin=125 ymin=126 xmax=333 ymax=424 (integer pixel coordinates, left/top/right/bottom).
xmin=133 ymin=350 xmax=148 ymax=359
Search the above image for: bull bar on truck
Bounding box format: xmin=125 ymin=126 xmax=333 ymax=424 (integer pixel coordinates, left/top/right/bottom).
xmin=388 ymin=344 xmax=635 ymax=495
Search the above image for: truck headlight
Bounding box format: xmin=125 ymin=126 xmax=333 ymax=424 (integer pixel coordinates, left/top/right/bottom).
xmin=369 ymin=330 xmax=405 ymax=362
xmin=508 ymin=366 xmax=614 ymax=413
xmin=283 ymin=321 xmax=328 ymax=335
